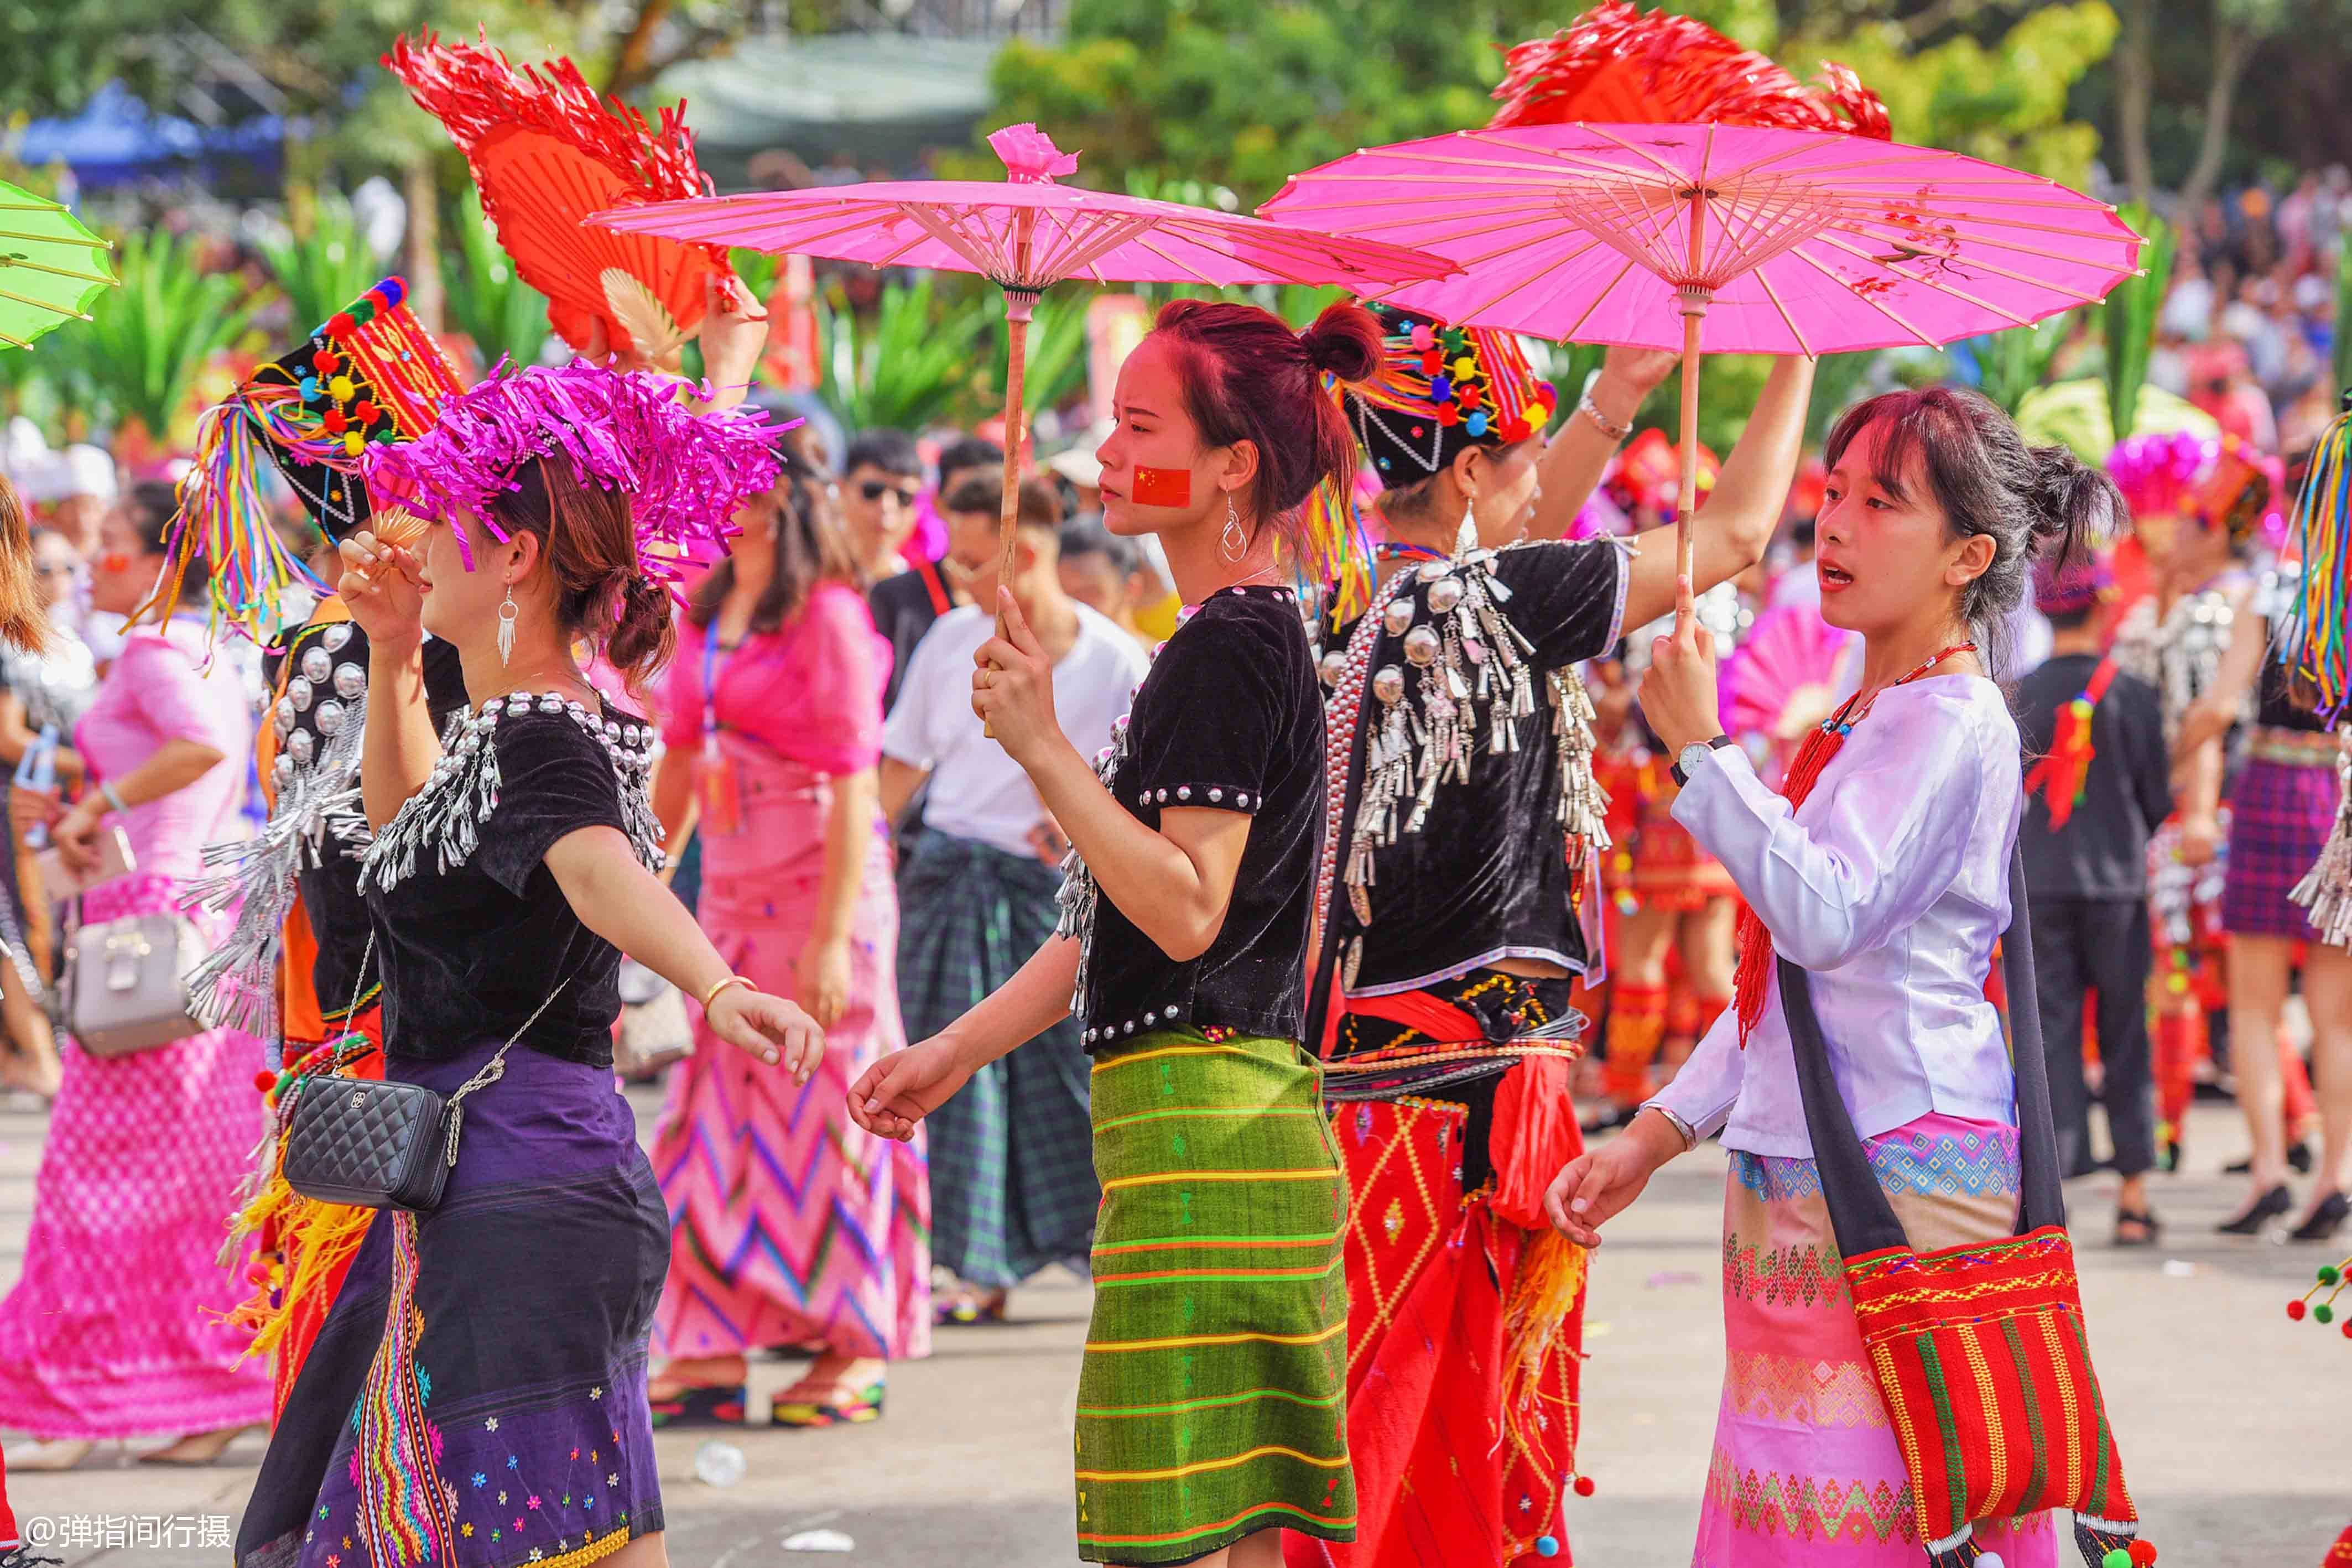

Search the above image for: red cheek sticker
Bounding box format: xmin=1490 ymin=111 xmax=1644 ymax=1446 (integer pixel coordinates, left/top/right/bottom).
xmin=1132 ymin=466 xmax=1193 ymax=508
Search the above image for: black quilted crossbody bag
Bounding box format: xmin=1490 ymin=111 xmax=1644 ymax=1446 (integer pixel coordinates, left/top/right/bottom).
xmin=281 ymin=934 xmax=576 ymax=1212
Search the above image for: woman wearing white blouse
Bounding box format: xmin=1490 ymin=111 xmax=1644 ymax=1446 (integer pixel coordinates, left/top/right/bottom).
xmin=1547 ymin=387 xmax=2119 ymax=1568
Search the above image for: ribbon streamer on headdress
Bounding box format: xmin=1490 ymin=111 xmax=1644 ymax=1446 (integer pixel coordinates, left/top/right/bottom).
xmin=2284 ymin=407 xmax=2350 ymax=727
xmin=132 ymin=276 xmax=465 ymax=647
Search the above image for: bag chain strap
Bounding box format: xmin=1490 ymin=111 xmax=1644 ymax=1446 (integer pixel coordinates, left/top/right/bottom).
xmin=285 ymin=928 xmax=577 ymax=1172
xmin=440 ymin=973 xmax=575 ymax=1169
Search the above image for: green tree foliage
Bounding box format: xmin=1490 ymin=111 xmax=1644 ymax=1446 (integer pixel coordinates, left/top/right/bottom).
xmin=1779 ymin=3 xmax=2119 ymax=188
xmin=992 ymin=0 xmax=2121 ymax=209
xmin=256 ymin=194 xmax=386 ymax=332
xmin=47 ymin=231 xmax=269 ymax=437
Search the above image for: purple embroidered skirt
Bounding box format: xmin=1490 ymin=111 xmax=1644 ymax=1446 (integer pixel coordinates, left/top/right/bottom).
xmin=237 ymin=1041 xmax=669 ymax=1568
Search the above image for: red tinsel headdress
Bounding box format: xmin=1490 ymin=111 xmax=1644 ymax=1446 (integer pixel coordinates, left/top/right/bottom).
xmin=1487 ymin=3 xmax=1891 ymax=139
xmin=386 ymin=32 xmax=730 ymax=361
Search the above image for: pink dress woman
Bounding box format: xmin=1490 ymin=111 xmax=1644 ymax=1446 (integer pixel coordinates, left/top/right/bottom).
xmin=0 ymin=616 xmax=271 ymax=1437
xmin=649 ymin=584 xmax=930 ymax=1371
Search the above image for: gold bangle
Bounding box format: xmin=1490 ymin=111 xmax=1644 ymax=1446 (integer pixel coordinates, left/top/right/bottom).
xmin=700 ymin=974 xmax=753 ymax=1010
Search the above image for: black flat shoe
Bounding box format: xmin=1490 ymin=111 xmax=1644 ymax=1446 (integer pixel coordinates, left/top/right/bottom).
xmin=2290 ymin=1191 xmax=2350 ymax=1243
xmin=2113 ymin=1207 xmax=2161 ymax=1247
xmin=2217 ymin=1183 xmax=2294 ymax=1235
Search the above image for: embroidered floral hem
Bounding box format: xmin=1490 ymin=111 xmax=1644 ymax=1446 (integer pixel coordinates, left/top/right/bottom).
xmin=237 ymin=1043 xmax=669 ymax=1568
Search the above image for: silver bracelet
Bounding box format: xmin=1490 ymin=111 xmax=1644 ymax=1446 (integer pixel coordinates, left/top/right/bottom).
xmin=1647 ymin=1103 xmax=1700 ymax=1153
xmin=99 ymin=780 xmax=128 ymax=816
xmin=1578 ymin=390 xmax=1633 ymax=443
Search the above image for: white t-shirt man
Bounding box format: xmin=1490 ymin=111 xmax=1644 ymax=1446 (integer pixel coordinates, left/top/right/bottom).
xmin=882 ymin=601 xmax=1149 ymax=859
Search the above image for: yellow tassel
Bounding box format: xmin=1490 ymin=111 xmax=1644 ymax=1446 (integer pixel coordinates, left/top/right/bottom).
xmin=217 ymin=1136 xmax=376 ymax=1364
xmin=1501 ymin=1226 xmax=1588 ymax=1457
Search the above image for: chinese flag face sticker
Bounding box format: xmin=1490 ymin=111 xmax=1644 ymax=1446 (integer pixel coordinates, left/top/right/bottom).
xmin=1132 ymin=466 xmax=1193 ymax=508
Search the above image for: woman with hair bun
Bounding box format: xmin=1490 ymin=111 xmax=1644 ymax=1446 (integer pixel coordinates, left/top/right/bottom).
xmin=1549 ymin=386 xmax=2121 ymax=1567
xmin=851 ymin=300 xmax=1379 ymax=1567
xmin=1304 ymin=304 xmax=1814 ymax=1568
xmin=237 ymin=362 xmax=824 ymax=1568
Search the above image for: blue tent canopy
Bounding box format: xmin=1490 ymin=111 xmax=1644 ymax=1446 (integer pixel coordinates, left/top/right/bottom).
xmin=15 ymin=81 xmax=283 ymax=187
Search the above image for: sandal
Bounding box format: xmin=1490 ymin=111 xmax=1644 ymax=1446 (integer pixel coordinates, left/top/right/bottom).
xmin=772 ymin=1378 xmax=884 ymax=1429
xmin=647 ymin=1382 xmax=748 ymax=1429
xmin=2112 ymin=1207 xmax=2161 ymax=1248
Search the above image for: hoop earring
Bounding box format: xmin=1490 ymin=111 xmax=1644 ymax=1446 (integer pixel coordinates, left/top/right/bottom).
xmin=1220 ymin=497 xmax=1247 ymax=563
xmin=497 ymin=584 xmax=518 ymax=666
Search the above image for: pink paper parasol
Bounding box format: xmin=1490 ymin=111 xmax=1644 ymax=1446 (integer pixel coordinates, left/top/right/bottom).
xmin=1262 ymin=120 xmax=2141 ymax=577
xmin=592 ymin=124 xmax=1455 ymax=598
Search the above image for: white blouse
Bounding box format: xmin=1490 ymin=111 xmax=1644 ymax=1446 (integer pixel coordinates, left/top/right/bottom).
xmin=1647 ymin=675 xmax=2025 ymax=1159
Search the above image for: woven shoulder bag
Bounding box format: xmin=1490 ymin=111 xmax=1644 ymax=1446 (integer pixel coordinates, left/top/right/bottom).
xmin=1779 ymin=845 xmax=2153 ymax=1568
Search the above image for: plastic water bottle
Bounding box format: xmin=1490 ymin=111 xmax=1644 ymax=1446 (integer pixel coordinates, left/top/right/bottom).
xmin=691 ymin=1439 xmax=746 ymax=1488
xmin=16 ymin=725 xmax=57 ymax=849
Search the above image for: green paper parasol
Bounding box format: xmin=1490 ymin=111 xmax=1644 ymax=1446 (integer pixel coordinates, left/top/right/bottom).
xmin=0 ymin=181 xmax=117 ymax=351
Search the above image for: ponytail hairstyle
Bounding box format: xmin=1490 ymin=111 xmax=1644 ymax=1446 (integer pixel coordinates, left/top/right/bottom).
xmin=1823 ymin=387 xmax=2121 ymax=673
xmin=487 ymin=456 xmax=678 ymax=691
xmin=1149 ymin=298 xmax=1382 ymax=564
xmin=689 ymin=439 xmax=860 ymax=637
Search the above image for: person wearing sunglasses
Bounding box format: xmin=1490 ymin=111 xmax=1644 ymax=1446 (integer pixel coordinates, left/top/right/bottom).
xmin=859 ymin=430 xmax=965 ymax=717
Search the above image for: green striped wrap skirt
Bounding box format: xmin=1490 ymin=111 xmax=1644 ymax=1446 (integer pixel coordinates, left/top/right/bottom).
xmin=1076 ymin=1029 xmax=1356 ymax=1564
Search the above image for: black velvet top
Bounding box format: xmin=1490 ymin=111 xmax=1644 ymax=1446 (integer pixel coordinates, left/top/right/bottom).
xmin=868 ymin=557 xmax=959 ymax=714
xmin=2256 ymin=643 xmax=2332 ymax=732
xmin=1330 ymin=538 xmax=1626 ymax=992
xmin=266 ymin=619 xmax=468 ymax=1024
xmin=2014 ymin=653 xmax=2173 ymax=901
xmin=361 ymin=695 xmax=662 ymax=1067
xmin=1075 ymin=585 xmax=1325 ymax=1050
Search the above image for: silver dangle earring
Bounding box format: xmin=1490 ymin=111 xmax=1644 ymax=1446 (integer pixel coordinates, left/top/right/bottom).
xmin=497 ymin=584 xmax=518 ymax=666
xmin=1455 ymin=498 xmax=1479 ymax=558
xmin=1220 ymin=497 xmax=1247 ymax=562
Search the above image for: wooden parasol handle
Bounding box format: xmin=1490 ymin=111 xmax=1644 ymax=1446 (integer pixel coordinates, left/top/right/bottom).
xmin=1674 ymin=290 xmax=1710 ymax=590
xmin=983 ymin=288 xmax=1039 ymax=739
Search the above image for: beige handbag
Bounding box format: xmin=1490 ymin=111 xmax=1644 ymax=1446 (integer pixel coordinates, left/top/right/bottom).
xmin=62 ymin=900 xmax=210 ymax=1058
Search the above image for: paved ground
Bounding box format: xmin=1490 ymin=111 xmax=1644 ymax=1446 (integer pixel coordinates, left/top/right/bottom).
xmin=4 ymin=1082 xmax=2348 ymax=1567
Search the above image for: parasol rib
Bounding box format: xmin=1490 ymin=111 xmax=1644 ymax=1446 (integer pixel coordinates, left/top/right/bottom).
xmin=1806 ymin=231 xmax=2034 ymax=325
xmin=1785 ymin=245 xmax=1942 ymax=347
xmin=1750 ymin=268 xmax=1814 ymax=357
xmin=0 ymin=256 xmax=115 ymax=285
xmin=0 ymin=285 xmax=90 ymax=321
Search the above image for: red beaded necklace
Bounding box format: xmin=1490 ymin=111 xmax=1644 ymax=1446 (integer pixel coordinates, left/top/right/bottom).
xmin=1730 ymin=640 xmax=1977 ymax=1046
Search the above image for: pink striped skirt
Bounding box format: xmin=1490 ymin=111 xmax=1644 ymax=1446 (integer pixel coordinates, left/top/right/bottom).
xmin=0 ymin=873 xmax=272 ymax=1439
xmin=1694 ymin=1114 xmax=2058 ymax=1567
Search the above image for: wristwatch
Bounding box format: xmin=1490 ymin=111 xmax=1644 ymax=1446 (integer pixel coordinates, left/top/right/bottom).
xmin=1670 ymin=734 xmax=1735 ymax=787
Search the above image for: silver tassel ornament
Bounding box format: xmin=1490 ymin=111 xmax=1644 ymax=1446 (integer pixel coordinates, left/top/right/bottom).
xmin=2290 ymin=732 xmax=2352 ymax=950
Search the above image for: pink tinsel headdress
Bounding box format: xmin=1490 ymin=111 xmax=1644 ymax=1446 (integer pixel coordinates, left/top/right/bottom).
xmin=360 ymin=360 xmax=786 ymax=584
xmin=2108 ymin=431 xmax=2215 ymax=522
xmin=2108 ymin=429 xmax=2286 ymax=548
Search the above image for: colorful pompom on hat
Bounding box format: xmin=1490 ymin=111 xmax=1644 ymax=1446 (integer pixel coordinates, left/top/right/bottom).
xmin=133 ymin=275 xmax=466 ymax=645
xmin=357 ymin=358 xmax=787 ymax=588
xmin=1340 ymin=301 xmax=1556 ymax=486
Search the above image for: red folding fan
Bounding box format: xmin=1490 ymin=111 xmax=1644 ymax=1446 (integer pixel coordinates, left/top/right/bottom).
xmin=387 ymin=32 xmax=730 ymax=362
xmin=1488 ymin=2 xmax=1890 ymax=137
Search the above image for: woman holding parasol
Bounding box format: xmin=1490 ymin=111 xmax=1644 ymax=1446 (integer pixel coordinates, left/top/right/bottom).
xmin=852 ymin=299 xmax=1380 ymax=1568
xmin=1550 ymin=387 xmax=2124 ymax=1567
xmin=1299 ymin=297 xmax=1814 ymax=1565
